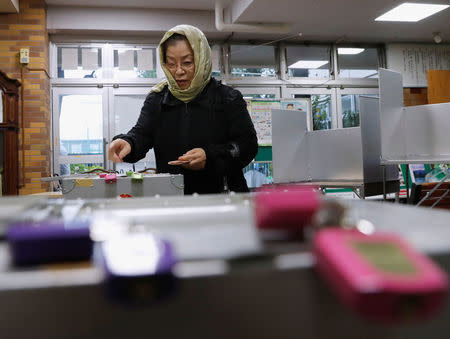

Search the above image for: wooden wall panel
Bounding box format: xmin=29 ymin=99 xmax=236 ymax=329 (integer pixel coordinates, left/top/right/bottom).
xmin=427 ymin=70 xmax=450 ymax=104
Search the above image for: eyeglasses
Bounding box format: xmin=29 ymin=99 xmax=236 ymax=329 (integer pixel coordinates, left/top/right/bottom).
xmin=165 ymin=61 xmax=195 ymax=72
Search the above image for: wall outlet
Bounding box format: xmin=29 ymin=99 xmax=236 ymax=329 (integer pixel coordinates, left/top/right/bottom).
xmin=19 ymin=48 xmax=29 ymax=64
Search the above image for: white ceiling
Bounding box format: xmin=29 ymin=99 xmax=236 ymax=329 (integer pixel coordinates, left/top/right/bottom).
xmin=44 ymin=0 xmax=226 ymax=10
xmin=43 ymin=0 xmax=450 ymax=43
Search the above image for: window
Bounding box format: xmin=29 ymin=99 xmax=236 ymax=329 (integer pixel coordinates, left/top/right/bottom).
xmin=287 ymin=46 xmax=331 ymax=78
xmin=59 ymin=94 xmax=103 ymax=156
xmin=211 ymin=45 xmax=222 ymax=77
xmin=341 ymin=94 xmax=379 ymax=127
xmin=234 ymin=87 xmax=280 ymax=100
xmin=113 ymin=47 xmax=157 ymax=79
xmin=339 ymin=90 xmax=378 ymax=128
xmin=338 ymin=47 xmax=379 ymax=78
xmin=89 ymin=142 xmax=102 ymax=153
xmin=295 ymin=94 xmax=332 ymax=130
xmin=57 ymin=46 xmax=103 ymax=79
xmin=112 ymin=90 xmax=156 ymax=173
xmin=55 ymin=90 xmax=105 ymax=175
xmin=54 ymin=44 xmax=160 ymax=80
xmin=230 ymin=45 xmax=276 ymax=77
xmin=69 ymin=163 xmax=103 ymax=175
xmin=341 ymin=94 xmax=360 ymax=127
xmin=242 ymin=94 xmax=276 ymax=99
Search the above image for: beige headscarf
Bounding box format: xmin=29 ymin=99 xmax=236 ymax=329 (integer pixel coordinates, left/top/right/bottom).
xmin=151 ymin=25 xmax=212 ymax=103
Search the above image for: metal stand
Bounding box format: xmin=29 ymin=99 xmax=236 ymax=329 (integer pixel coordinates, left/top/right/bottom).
xmin=417 ymin=172 xmax=450 ymax=208
xmin=405 ymin=164 xmax=410 ymax=201
xmin=292 ymin=180 xmax=399 ymax=200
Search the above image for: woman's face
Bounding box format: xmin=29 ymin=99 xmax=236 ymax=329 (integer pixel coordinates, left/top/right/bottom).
xmin=164 ymin=39 xmax=196 ymax=90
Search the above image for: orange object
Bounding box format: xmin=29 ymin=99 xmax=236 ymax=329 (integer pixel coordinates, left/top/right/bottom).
xmin=427 ymin=70 xmax=450 ymax=104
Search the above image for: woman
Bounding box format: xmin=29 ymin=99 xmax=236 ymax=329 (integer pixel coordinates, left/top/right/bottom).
xmin=108 ymin=25 xmax=258 ymax=194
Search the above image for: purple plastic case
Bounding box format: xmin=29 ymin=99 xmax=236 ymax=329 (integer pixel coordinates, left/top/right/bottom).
xmin=7 ymin=220 xmax=92 ymax=266
xmin=101 ymin=234 xmax=177 ymax=303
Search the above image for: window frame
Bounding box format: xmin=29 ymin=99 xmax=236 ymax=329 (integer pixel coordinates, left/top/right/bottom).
xmin=50 ymin=42 xmax=164 ymax=86
xmin=51 ymin=86 xmax=109 ymax=175
xmin=233 ymin=86 xmax=281 ymax=99
xmin=110 ymin=43 xmax=160 ymax=81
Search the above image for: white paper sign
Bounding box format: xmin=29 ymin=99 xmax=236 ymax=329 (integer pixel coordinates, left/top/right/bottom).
xmin=137 ymin=49 xmax=153 ymax=70
xmin=118 ymin=50 xmax=135 ymax=70
xmin=250 ymin=100 xmax=281 ymax=145
xmin=387 ymin=44 xmax=450 ymax=87
xmin=81 ymin=49 xmax=98 ymax=70
xmin=61 ymin=48 xmax=78 ymax=70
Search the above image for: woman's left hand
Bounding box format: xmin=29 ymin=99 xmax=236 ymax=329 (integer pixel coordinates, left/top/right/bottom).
xmin=178 ymin=148 xmax=206 ymax=170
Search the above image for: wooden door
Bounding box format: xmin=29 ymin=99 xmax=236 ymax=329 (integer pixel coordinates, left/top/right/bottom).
xmin=0 ymin=70 xmax=21 ymax=195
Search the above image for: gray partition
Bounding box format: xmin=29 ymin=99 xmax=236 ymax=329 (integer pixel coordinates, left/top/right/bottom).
xmin=271 ymin=108 xmax=309 ymax=183
xmin=272 ymin=103 xmax=398 ymax=185
xmin=307 ymin=128 xmax=363 ymax=181
xmin=360 ymin=96 xmax=399 ymax=182
xmin=379 ymin=68 xmax=450 ymax=164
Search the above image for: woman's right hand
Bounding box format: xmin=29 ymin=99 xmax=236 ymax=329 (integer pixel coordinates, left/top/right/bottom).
xmin=108 ymin=139 xmax=131 ymax=163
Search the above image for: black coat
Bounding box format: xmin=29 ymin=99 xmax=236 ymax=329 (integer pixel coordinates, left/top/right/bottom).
xmin=113 ymin=78 xmax=258 ymax=194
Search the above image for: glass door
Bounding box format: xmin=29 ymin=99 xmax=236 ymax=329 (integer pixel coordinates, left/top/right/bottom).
xmin=108 ymin=87 xmax=155 ymax=172
xmin=52 ymin=87 xmax=108 ymax=175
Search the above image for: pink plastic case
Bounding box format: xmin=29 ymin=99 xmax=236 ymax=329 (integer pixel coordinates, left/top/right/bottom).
xmin=314 ymin=227 xmax=448 ymax=322
xmin=104 ymin=174 xmax=117 ymax=183
xmin=254 ymin=185 xmax=320 ymax=230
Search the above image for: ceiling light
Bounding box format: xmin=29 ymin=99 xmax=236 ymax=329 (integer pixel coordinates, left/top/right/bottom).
xmin=375 ymin=3 xmax=449 ymax=22
xmin=289 ymin=60 xmax=329 ymax=69
xmin=338 ymin=48 xmax=365 ymax=55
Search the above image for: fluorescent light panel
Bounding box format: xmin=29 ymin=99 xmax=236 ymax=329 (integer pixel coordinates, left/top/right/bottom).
xmin=375 ymin=3 xmax=449 ymax=22
xmin=338 ymin=48 xmax=365 ymax=55
xmin=289 ymin=60 xmax=328 ymax=69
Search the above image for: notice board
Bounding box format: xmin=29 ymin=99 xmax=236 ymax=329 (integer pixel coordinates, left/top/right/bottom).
xmin=246 ymin=99 xmax=310 ymax=146
xmin=386 ymin=44 xmax=450 ymax=87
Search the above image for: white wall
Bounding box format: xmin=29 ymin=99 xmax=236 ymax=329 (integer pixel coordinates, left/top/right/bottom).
xmin=47 ymin=6 xmax=218 ymax=36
